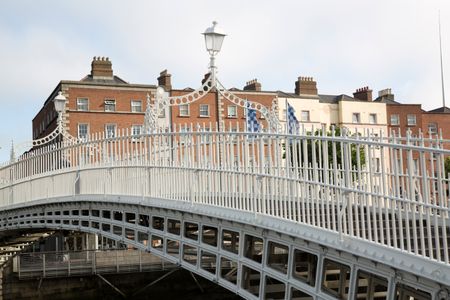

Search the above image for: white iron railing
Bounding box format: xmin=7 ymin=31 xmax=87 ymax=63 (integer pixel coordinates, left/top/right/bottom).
xmin=15 ymin=249 xmax=175 ymax=279
xmin=0 ymin=124 xmax=449 ymax=266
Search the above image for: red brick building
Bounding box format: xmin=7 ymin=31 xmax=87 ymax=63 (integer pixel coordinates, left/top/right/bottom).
xmin=32 ymin=57 xmax=158 ymax=143
xmin=374 ymin=89 xmax=450 ymax=142
xmin=422 ymin=107 xmax=450 ymax=140
xmin=163 ymin=74 xmax=276 ymax=132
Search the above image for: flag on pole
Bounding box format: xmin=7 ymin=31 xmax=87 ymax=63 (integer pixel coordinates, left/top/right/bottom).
xmin=286 ymin=101 xmax=299 ymax=134
xmin=246 ymin=101 xmax=260 ymax=133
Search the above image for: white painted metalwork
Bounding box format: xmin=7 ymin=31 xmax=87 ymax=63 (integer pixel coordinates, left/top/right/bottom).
xmin=1 ymin=198 xmax=445 ymax=299
xmin=12 ymin=91 xmax=79 ymax=158
xmin=0 ymin=125 xmax=449 ymax=285
xmin=16 ymin=249 xmax=175 ymax=279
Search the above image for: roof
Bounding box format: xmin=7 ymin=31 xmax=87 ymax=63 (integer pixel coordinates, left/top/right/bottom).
xmin=373 ymin=97 xmax=400 ymax=104
xmin=427 ymin=106 xmax=450 ymax=113
xmin=277 ymin=91 xmax=366 ymax=104
xmin=80 ymin=74 xmax=128 ymax=84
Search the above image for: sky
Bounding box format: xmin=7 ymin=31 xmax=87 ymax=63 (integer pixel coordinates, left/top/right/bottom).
xmin=0 ymin=0 xmax=449 ymax=162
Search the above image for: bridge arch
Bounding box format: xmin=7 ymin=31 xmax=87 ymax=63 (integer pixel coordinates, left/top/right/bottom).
xmin=0 ymin=196 xmax=444 ymax=300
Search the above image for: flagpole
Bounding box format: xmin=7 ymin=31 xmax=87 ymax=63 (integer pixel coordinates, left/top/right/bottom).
xmin=245 ymin=99 xmax=248 ymax=133
xmin=285 ymin=99 xmax=289 ymax=134
xmin=439 ymin=10 xmax=446 ymax=108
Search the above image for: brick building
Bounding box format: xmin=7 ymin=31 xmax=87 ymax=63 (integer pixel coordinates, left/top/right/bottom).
xmin=32 ymin=57 xmax=160 ymax=143
xmin=374 ymin=88 xmax=450 ymax=142
xmin=164 ymin=74 xmax=277 ymax=132
xmin=422 ymin=107 xmax=450 ymax=140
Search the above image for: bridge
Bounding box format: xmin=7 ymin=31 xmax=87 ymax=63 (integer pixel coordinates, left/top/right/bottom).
xmin=0 ymin=126 xmax=449 ymax=300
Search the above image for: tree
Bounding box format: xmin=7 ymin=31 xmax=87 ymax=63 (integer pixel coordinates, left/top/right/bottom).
xmin=285 ymin=127 xmax=366 ymax=171
xmin=445 ymin=156 xmax=450 ymax=178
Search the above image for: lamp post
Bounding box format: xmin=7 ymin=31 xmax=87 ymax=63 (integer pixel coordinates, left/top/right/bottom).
xmin=144 ymin=21 xmax=280 ymax=134
xmin=202 ymin=21 xmax=226 ymax=85
xmin=53 ymin=91 xmax=67 ymax=133
xmin=12 ymin=90 xmax=72 ymax=157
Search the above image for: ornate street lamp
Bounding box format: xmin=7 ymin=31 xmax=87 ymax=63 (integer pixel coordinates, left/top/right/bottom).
xmin=145 ymin=21 xmax=281 ymax=133
xmin=11 ymin=91 xmax=75 ymax=158
xmin=203 ymin=21 xmax=226 ymax=56
xmin=202 ymin=21 xmax=226 ymax=83
xmin=53 ymin=91 xmax=67 ymax=124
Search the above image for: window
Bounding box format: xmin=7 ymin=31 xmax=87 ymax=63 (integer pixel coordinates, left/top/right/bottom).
xmin=369 ymin=113 xmax=377 ymax=124
xmin=301 ymin=110 xmax=310 ymax=122
xmin=227 ymin=105 xmax=237 ymax=118
xmin=132 ymin=125 xmax=143 ymax=137
xmin=104 ymin=99 xmax=116 ymax=112
xmin=407 ymin=114 xmax=416 ymax=126
xmin=105 ymin=124 xmax=116 ymax=138
xmin=352 ymin=113 xmax=361 ymax=123
xmin=78 ymin=124 xmax=89 ymax=141
xmin=179 ymin=104 xmax=189 ymax=116
xmin=428 ymin=122 xmax=437 ymax=134
xmin=199 ymin=104 xmax=209 ymax=117
xmin=131 ymin=100 xmax=142 ymax=112
xmin=390 ymin=114 xmax=400 ymax=125
xmin=77 ymin=98 xmax=89 ymax=111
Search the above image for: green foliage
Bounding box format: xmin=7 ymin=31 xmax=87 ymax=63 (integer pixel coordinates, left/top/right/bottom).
xmin=445 ymin=156 xmax=450 ymax=178
xmin=286 ymin=127 xmax=366 ymax=170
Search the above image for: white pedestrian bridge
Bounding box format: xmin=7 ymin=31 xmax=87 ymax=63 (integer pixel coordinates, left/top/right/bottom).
xmin=0 ymin=127 xmax=449 ymax=299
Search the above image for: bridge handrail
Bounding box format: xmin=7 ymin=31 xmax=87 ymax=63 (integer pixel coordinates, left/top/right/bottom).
xmin=0 ymin=125 xmax=449 ymax=268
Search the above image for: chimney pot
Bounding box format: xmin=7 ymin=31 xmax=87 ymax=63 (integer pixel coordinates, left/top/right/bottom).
xmin=244 ymin=78 xmax=261 ymax=91
xmin=353 ymin=86 xmax=373 ymax=101
xmin=295 ymin=76 xmax=318 ymax=95
xmin=377 ymin=88 xmax=395 ymax=101
xmin=158 ymin=69 xmax=172 ymax=90
xmin=91 ymin=56 xmax=113 ymax=79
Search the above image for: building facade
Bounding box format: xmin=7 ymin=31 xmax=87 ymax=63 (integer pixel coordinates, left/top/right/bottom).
xmin=277 ymin=78 xmax=388 ymax=136
xmin=32 ymin=57 xmax=162 ymax=143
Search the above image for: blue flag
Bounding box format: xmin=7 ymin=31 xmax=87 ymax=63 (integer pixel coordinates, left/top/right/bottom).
xmin=287 ymin=101 xmax=299 ymax=134
xmin=246 ymin=102 xmax=260 ymax=133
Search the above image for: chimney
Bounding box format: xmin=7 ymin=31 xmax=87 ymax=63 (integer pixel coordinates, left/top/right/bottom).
xmin=201 ymin=72 xmax=211 ymax=85
xmin=91 ymin=56 xmax=113 ymax=79
xmin=377 ymin=88 xmax=395 ymax=101
xmin=243 ymin=79 xmax=261 ymax=91
xmin=158 ymin=70 xmax=172 ymax=90
xmin=295 ymin=77 xmax=318 ymax=96
xmin=353 ymin=86 xmax=373 ymax=101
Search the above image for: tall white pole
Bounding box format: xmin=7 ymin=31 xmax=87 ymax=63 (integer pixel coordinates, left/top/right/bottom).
xmin=439 ymin=11 xmax=446 ymax=108
xmin=285 ymin=99 xmax=288 ymax=134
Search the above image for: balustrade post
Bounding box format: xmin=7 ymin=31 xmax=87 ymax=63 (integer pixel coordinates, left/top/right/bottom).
xmin=139 ymin=250 xmax=142 ymax=272
xmin=116 ymin=249 xmax=119 ymax=273
xmin=92 ymin=250 xmax=96 ymax=274
xmin=68 ymin=253 xmax=71 ymax=276
xmin=42 ymin=253 xmax=46 ymax=278
xmin=17 ymin=255 xmax=21 ymax=279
